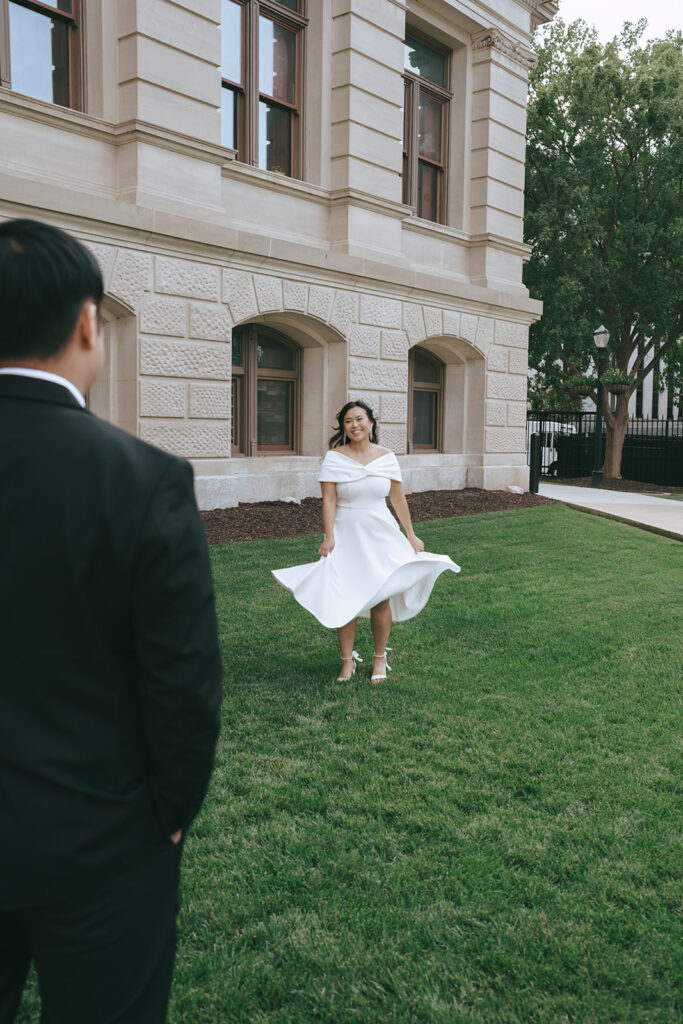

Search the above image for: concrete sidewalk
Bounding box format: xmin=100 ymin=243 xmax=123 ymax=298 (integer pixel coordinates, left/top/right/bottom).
xmin=538 ymin=483 xmax=683 ymax=542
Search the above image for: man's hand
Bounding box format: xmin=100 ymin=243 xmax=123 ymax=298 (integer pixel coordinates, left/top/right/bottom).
xmin=170 ymin=829 xmax=183 ymax=845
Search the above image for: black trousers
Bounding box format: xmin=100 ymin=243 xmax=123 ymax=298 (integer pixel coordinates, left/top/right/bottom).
xmin=0 ymin=840 xmax=182 ymax=1024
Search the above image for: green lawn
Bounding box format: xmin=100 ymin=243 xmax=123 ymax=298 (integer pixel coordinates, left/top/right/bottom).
xmin=17 ymin=506 xmax=682 ymax=1023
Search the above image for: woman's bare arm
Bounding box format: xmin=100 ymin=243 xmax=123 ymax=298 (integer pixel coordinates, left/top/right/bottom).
xmin=319 ymin=481 xmax=337 ymax=556
xmin=389 ymin=480 xmax=424 ymax=552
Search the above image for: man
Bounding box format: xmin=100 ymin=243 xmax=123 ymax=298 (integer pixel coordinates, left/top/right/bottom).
xmin=0 ymin=219 xmax=222 ymax=1023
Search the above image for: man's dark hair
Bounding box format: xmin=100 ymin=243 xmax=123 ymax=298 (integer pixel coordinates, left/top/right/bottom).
xmin=0 ymin=219 xmax=104 ymax=361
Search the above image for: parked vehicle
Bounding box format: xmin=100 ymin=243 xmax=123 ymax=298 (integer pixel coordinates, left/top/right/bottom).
xmin=525 ymin=420 xmax=577 ymax=477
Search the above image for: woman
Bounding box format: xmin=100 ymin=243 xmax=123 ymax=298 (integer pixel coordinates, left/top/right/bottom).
xmin=272 ymin=401 xmax=460 ymax=682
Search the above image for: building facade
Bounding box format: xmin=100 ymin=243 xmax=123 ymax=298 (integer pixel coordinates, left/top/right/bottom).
xmin=0 ymin=0 xmax=556 ymax=507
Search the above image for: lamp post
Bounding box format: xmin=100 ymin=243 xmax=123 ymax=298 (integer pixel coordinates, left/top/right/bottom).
xmin=592 ymin=325 xmax=610 ymax=488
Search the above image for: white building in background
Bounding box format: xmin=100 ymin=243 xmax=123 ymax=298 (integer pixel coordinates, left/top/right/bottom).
xmin=0 ymin=0 xmax=556 ymax=508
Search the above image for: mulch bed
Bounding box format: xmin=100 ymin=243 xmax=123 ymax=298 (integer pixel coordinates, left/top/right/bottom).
xmin=555 ymin=477 xmax=683 ymax=494
xmin=201 ymin=488 xmax=556 ymax=545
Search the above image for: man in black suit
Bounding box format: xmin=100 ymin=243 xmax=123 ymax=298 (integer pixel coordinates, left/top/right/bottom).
xmin=0 ymin=219 xmax=223 ymax=1023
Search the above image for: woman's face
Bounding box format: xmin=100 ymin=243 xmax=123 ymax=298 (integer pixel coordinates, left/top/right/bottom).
xmin=343 ymin=406 xmax=373 ymax=442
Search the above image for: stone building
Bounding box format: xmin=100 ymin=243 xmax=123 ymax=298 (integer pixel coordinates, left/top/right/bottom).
xmin=0 ymin=0 xmax=556 ymax=507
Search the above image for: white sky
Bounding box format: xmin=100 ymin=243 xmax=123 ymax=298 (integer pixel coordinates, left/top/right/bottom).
xmin=555 ymin=0 xmax=681 ymax=43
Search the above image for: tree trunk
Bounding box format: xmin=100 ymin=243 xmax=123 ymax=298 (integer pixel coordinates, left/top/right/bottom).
xmin=603 ymin=391 xmax=630 ymax=479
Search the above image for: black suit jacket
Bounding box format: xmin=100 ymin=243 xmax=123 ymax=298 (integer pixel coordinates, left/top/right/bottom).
xmin=0 ymin=375 xmax=222 ymax=907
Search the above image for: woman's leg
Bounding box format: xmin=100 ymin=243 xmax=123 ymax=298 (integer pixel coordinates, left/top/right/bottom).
xmin=370 ymin=600 xmax=392 ymax=678
xmin=336 ymin=619 xmax=358 ymax=680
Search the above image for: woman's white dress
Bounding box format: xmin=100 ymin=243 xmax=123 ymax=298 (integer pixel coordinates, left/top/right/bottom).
xmin=271 ymin=450 xmax=460 ymax=628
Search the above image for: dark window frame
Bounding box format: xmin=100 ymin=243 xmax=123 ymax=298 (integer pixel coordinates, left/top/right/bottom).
xmin=0 ymin=0 xmax=83 ymax=109
xmin=402 ymin=28 xmax=451 ymax=225
xmin=221 ymin=0 xmax=307 ymax=179
xmin=408 ymin=346 xmax=444 ymax=452
xmin=231 ymin=323 xmax=301 ymax=456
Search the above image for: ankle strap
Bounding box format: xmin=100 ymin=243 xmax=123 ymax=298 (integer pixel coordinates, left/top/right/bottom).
xmin=373 ymin=648 xmax=392 ymax=657
xmin=340 ymin=650 xmax=362 ymax=663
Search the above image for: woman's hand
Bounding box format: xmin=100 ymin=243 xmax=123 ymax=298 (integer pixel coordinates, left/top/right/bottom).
xmin=408 ymin=533 xmax=425 ymax=553
xmin=319 ymin=537 xmax=335 ymax=557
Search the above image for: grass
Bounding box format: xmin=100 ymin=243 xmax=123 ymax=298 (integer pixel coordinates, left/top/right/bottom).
xmin=17 ymin=506 xmax=682 ymax=1023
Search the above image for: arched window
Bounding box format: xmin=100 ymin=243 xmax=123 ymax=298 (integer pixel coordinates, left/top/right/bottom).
xmin=408 ymin=347 xmax=444 ymax=451
xmin=231 ymin=324 xmax=300 ymax=455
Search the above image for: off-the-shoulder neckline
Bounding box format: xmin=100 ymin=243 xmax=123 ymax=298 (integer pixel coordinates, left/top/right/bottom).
xmin=327 ymin=449 xmax=394 ymax=468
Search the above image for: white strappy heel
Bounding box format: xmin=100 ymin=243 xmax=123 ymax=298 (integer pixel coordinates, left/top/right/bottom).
xmin=371 ymin=648 xmax=392 ymax=683
xmin=337 ymin=650 xmax=362 ymax=682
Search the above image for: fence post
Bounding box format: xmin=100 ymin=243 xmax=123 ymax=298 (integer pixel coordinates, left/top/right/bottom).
xmin=529 ymin=432 xmax=541 ymax=493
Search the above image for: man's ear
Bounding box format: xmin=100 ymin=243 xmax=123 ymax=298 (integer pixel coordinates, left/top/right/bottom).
xmin=76 ymin=300 xmax=100 ymax=351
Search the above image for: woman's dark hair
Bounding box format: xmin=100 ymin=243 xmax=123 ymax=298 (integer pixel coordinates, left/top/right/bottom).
xmin=329 ymin=400 xmax=378 ymax=448
xmin=0 ymin=219 xmax=104 ymax=361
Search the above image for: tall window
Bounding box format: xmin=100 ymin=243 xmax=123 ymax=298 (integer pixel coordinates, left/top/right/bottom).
xmin=231 ymin=325 xmax=300 ymax=455
xmin=402 ymin=32 xmax=451 ymax=224
xmin=408 ymin=348 xmax=444 ymax=451
xmin=0 ymin=0 xmax=81 ymax=108
xmin=221 ymin=0 xmax=305 ymax=177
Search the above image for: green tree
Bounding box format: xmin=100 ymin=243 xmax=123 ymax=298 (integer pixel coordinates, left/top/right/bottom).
xmin=524 ymin=17 xmax=682 ymax=477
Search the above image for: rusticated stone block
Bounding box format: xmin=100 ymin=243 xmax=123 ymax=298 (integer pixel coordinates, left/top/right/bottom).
xmin=283 ymin=280 xmax=308 ymax=312
xmin=139 ymin=380 xmax=186 ymax=418
xmin=423 ymin=306 xmax=443 ymax=338
xmin=140 ymin=421 xmax=229 ymax=459
xmin=349 ymin=358 xmax=408 ymax=392
xmin=379 ymin=423 xmax=407 ymax=454
xmin=155 ymin=256 xmax=220 ymax=301
xmin=308 ymin=286 xmax=334 ymax=322
xmin=380 ymin=393 xmax=407 ymax=424
xmin=402 ymin=303 xmax=426 ymax=345
xmin=254 ymin=275 xmax=283 ymax=313
xmin=223 ymin=270 xmax=258 ymax=323
xmin=495 ymin=320 xmax=528 ymax=349
xmin=189 ymin=303 xmax=232 ymax=341
xmin=85 ymin=242 xmax=116 ymax=286
xmin=349 ymin=325 xmax=380 ymax=358
xmin=486 ymin=399 xmax=507 ymax=426
xmin=140 ymin=339 xmax=230 ymax=380
xmin=139 ymin=297 xmax=187 ymax=337
xmin=346 ymin=391 xmax=380 ymax=415
xmin=189 ymin=382 xmax=231 ymax=419
xmin=359 ymin=294 xmax=401 ymax=328
xmin=476 ymin=317 xmax=494 ymax=351
xmin=507 ymin=401 xmax=527 ymax=427
xmin=487 ymin=372 xmax=527 ymax=401
xmin=330 ymin=290 xmax=358 ymax=338
xmin=487 ymin=347 xmax=509 ymax=373
xmin=460 ymin=313 xmax=478 ymax=345
xmin=485 ymin=427 xmax=527 ymax=453
xmin=443 ymin=309 xmax=460 ymax=337
xmin=381 ymin=330 xmax=408 ymax=361
xmin=110 ymin=250 xmax=152 ymax=310
xmin=508 ymin=347 xmax=529 ymax=374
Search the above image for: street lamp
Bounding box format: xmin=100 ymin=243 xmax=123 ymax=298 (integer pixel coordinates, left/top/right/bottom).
xmin=592 ymin=325 xmax=610 ymax=488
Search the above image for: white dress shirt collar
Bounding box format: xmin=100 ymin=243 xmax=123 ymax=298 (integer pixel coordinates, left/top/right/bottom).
xmin=0 ymin=367 xmax=86 ymax=408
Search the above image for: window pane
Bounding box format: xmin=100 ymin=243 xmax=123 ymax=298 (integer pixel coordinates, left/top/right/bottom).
xmin=417 ymin=161 xmax=440 ymax=222
xmin=418 ymin=93 xmax=443 ymax=162
xmin=221 ymin=86 xmax=239 ymax=149
xmin=258 ymin=380 xmax=292 ymax=447
xmin=413 ymin=351 xmax=440 ymax=383
xmin=274 ymin=0 xmax=298 ymax=9
xmin=257 ymin=336 xmax=294 ymax=370
xmin=9 ymin=2 xmax=70 ymax=107
xmin=404 ymin=36 xmax=445 ymax=88
xmin=258 ymin=101 xmax=292 ymax=175
xmin=34 ymin=0 xmax=73 ymax=11
xmin=413 ymin=391 xmax=437 ymax=447
xmin=221 ymin=0 xmax=242 ymax=83
xmin=259 ymin=17 xmax=296 ymax=104
xmin=231 ymin=333 xmax=242 ymax=366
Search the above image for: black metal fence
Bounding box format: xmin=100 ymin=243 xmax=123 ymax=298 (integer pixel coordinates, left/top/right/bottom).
xmin=526 ymin=412 xmax=683 ymax=486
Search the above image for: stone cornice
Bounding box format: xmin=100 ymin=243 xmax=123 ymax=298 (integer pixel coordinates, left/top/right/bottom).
xmin=516 ymin=1 xmax=558 ymax=28
xmin=472 ymin=27 xmax=538 ymax=71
